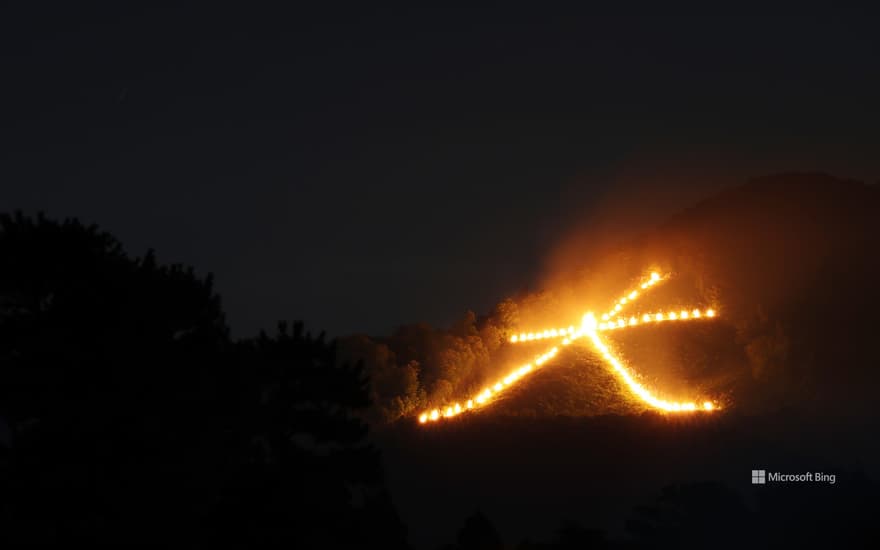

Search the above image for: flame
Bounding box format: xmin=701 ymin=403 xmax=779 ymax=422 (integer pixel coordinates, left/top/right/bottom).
xmin=581 ymin=313 xmax=714 ymax=413
xmin=510 ymin=326 xmax=576 ymax=343
xmin=419 ymin=270 xmax=721 ymax=424
xmin=588 ymin=308 xmax=717 ymax=331
xmin=417 ymin=344 xmax=571 ymax=423
xmin=510 ymin=272 xmax=683 ymax=343
xmin=589 ymin=310 xmax=724 ymax=334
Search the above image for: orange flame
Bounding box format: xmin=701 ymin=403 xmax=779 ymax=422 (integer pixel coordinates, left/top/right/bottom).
xmin=419 ymin=270 xmax=721 ymax=424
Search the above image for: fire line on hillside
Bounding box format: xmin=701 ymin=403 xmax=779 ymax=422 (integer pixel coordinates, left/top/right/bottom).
xmin=418 ymin=271 xmax=720 ymax=424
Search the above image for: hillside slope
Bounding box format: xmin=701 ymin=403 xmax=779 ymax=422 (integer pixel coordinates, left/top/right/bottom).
xmin=350 ymin=173 xmax=880 ymax=423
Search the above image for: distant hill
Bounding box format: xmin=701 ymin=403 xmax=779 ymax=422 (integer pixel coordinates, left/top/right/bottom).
xmin=348 ymin=173 xmax=880 ymax=424
xmin=507 ymin=172 xmax=880 ymax=416
xmin=639 ymin=173 xmax=880 ymax=413
xmin=371 ymin=173 xmax=880 ymax=548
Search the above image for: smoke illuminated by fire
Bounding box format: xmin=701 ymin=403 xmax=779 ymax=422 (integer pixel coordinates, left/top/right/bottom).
xmin=418 ymin=271 xmax=720 ymax=424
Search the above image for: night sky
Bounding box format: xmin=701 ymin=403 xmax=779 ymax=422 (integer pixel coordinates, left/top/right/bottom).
xmin=3 ymin=7 xmax=879 ymax=337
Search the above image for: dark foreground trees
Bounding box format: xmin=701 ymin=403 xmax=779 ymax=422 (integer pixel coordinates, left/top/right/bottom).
xmin=211 ymin=321 xmax=407 ymax=546
xmin=0 ymin=212 xmax=407 ymax=546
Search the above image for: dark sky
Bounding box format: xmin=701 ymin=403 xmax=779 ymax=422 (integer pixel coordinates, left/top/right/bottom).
xmin=3 ymin=7 xmax=879 ymax=337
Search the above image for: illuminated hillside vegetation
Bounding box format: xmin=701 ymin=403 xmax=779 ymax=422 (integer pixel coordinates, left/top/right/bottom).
xmin=341 ymin=173 xmax=880 ymax=423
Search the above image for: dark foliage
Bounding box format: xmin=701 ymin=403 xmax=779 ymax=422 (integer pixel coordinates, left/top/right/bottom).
xmin=211 ymin=322 xmax=407 ymax=546
xmin=0 ymin=212 xmax=407 ymax=546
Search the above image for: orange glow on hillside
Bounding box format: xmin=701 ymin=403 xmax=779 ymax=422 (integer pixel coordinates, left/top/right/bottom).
xmin=418 ymin=343 xmax=577 ymax=424
xmin=419 ymin=270 xmax=721 ymax=424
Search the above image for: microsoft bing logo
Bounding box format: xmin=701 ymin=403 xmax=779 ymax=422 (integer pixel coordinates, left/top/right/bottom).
xmin=752 ymin=470 xmax=766 ymax=484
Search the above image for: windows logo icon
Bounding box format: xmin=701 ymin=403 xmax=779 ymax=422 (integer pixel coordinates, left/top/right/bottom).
xmin=752 ymin=469 xmax=766 ymax=485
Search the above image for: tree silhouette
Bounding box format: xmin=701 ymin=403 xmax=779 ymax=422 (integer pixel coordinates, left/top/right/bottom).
xmin=0 ymin=212 xmax=408 ymax=546
xmin=0 ymin=212 xmax=229 ymax=543
xmin=453 ymin=511 xmax=504 ymax=550
xmin=211 ymin=321 xmax=408 ymax=546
